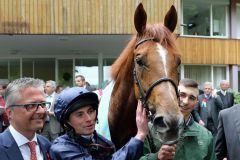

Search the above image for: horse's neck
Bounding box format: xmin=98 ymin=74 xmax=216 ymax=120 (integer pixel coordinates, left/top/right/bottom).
xmin=95 ymin=81 xmax=115 ymax=141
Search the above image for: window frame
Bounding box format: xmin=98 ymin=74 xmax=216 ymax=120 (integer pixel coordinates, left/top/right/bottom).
xmin=181 ymin=0 xmax=229 ymax=38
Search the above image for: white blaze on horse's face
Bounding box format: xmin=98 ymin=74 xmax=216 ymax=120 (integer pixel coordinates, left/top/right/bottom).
xmin=156 ymin=43 xmax=175 ymax=103
xmin=157 ymin=44 xmax=168 ymax=76
xmin=106 ymin=3 xmax=183 ymax=149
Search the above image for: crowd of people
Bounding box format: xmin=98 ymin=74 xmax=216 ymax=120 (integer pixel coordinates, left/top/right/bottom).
xmin=0 ymin=76 xmax=239 ymax=160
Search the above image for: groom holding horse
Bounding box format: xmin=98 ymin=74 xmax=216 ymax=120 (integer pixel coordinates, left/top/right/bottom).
xmin=140 ymin=79 xmax=216 ymax=160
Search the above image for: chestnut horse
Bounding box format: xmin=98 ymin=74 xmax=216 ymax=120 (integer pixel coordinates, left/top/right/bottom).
xmin=99 ymin=3 xmax=184 ymax=149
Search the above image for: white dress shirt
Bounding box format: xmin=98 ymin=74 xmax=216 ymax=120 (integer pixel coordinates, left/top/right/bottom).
xmin=9 ymin=125 xmax=44 ymax=160
xmin=45 ymin=92 xmax=55 ymax=111
xmin=220 ymin=89 xmax=227 ymax=96
xmin=45 ymin=92 xmax=56 ymax=121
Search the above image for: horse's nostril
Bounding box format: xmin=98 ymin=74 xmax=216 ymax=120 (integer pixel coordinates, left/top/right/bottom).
xmin=153 ymin=116 xmax=167 ymax=129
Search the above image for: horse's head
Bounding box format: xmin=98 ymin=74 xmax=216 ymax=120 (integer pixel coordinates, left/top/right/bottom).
xmin=133 ymin=3 xmax=184 ymax=144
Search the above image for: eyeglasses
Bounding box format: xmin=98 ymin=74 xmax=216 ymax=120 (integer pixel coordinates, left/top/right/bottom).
xmin=9 ymin=102 xmax=51 ymax=112
xmin=179 ymin=92 xmax=197 ymax=101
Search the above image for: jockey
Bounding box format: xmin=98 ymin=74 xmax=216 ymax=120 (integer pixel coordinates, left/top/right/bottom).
xmin=50 ymin=87 xmax=148 ymax=160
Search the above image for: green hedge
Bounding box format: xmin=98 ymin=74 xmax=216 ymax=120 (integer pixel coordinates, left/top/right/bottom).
xmin=233 ymin=91 xmax=240 ymax=104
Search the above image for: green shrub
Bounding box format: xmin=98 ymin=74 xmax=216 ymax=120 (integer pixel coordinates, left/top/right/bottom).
xmin=233 ymin=91 xmax=240 ymax=104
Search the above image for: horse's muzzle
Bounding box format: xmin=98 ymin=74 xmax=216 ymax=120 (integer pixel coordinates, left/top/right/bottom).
xmin=153 ymin=115 xmax=184 ymax=144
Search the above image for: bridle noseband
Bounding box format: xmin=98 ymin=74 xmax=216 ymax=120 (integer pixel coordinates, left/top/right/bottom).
xmin=134 ymin=37 xmax=179 ymax=121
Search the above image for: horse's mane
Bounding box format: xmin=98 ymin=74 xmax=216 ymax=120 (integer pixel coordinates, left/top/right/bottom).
xmin=109 ymin=23 xmax=180 ymax=120
xmin=108 ymin=22 xmax=180 ymax=149
xmin=111 ymin=36 xmax=136 ymax=81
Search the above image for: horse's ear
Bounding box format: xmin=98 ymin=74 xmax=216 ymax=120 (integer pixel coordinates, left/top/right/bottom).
xmin=134 ymin=3 xmax=147 ymax=35
xmin=164 ymin=5 xmax=177 ymax=32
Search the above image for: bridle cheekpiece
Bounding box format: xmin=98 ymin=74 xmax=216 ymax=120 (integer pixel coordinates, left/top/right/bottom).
xmin=133 ymin=37 xmax=179 ymax=121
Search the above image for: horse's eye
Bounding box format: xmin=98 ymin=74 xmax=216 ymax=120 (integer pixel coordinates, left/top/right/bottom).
xmin=175 ymin=56 xmax=181 ymax=66
xmin=136 ymin=57 xmax=144 ymax=66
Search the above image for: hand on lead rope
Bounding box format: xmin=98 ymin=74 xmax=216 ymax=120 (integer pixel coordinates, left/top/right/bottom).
xmin=158 ymin=144 xmax=176 ymax=160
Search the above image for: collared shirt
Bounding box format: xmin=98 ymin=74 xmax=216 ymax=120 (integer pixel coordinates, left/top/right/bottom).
xmin=9 ymin=125 xmax=44 ymax=160
xmin=220 ymin=89 xmax=226 ymax=96
xmin=45 ymin=92 xmax=56 ymax=121
xmin=45 ymin=92 xmax=55 ymax=111
xmin=81 ymin=134 xmax=95 ymax=143
xmin=184 ymin=114 xmax=193 ymax=127
xmin=141 ymin=115 xmax=216 ymax=160
xmin=204 ymin=94 xmax=211 ymax=100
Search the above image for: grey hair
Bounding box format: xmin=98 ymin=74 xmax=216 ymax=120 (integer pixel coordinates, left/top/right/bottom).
xmin=46 ymin=80 xmax=56 ymax=89
xmin=203 ymin=81 xmax=213 ymax=88
xmin=220 ymin=80 xmax=229 ymax=85
xmin=5 ymin=77 xmax=45 ymax=108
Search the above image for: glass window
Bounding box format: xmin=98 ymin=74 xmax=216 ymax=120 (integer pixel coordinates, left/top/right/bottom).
xmin=182 ymin=0 xmax=229 ymax=37
xmin=237 ymin=4 xmax=240 ymax=38
xmin=212 ymin=5 xmax=227 ymax=36
xmin=184 ymin=65 xmax=211 ymax=88
xmin=103 ymin=58 xmax=115 ymax=89
xmin=9 ymin=59 xmax=20 ymax=81
xmin=184 ymin=65 xmax=227 ymax=89
xmin=75 ymin=59 xmax=98 ymax=88
xmin=0 ymin=59 xmax=20 ymax=81
xmin=183 ymin=2 xmax=210 ymax=36
xmin=58 ymin=59 xmax=73 ymax=87
xmin=22 ymin=59 xmax=34 ymax=77
xmin=23 ymin=58 xmax=55 ymax=81
xmin=0 ymin=60 xmax=8 ymax=79
xmin=35 ymin=59 xmax=55 ymax=80
xmin=213 ymin=66 xmax=226 ymax=89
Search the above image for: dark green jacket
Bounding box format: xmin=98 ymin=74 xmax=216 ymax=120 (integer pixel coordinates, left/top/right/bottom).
xmin=140 ymin=116 xmax=216 ymax=160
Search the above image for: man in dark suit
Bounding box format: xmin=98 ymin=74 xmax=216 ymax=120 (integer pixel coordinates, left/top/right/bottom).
xmin=215 ymin=104 xmax=240 ymax=160
xmin=75 ymin=75 xmax=95 ymax=91
xmin=0 ymin=78 xmax=51 ymax=160
xmin=41 ymin=80 xmax=62 ymax=141
xmin=193 ymin=82 xmax=223 ymax=137
xmin=217 ymin=80 xmax=234 ymax=109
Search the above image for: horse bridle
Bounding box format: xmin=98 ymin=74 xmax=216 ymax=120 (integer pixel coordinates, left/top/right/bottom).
xmin=134 ymin=37 xmax=179 ymax=121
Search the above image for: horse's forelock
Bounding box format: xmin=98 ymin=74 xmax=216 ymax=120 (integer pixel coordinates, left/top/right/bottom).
xmin=138 ymin=24 xmax=178 ymax=55
xmin=108 ymin=5 xmax=182 ymax=149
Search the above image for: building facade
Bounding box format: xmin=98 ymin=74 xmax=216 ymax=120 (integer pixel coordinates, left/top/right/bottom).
xmin=0 ymin=0 xmax=240 ymax=90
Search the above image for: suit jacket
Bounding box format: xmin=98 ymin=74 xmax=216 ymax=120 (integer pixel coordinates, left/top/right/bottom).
xmin=85 ymin=85 xmax=96 ymax=92
xmin=215 ymin=105 xmax=240 ymax=160
xmin=193 ymin=94 xmax=223 ymax=136
xmin=0 ymin=128 xmax=51 ymax=160
xmin=217 ymin=91 xmax=234 ymax=109
xmin=49 ymin=93 xmax=62 ymax=134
